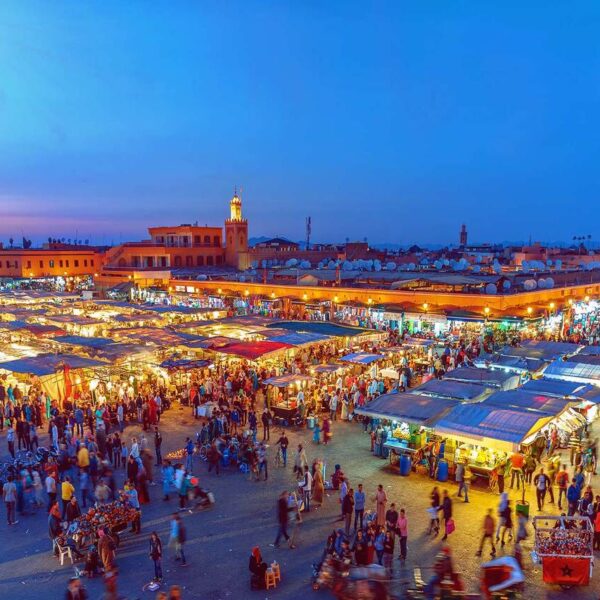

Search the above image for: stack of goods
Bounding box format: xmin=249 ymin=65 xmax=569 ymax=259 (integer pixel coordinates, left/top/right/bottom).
xmin=73 ymin=500 xmax=139 ymax=539
xmin=535 ymin=528 xmax=593 ymax=557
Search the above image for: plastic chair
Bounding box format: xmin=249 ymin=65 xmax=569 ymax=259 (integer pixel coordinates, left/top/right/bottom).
xmin=265 ymin=568 xmax=277 ymax=590
xmin=57 ymin=543 xmax=73 ymax=565
xmin=270 ymin=561 xmax=281 ymax=582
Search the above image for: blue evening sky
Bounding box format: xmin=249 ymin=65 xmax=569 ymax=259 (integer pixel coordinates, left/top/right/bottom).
xmin=0 ymin=2 xmax=599 ymax=246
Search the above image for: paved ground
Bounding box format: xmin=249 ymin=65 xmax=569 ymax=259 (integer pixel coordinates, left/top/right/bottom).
xmin=0 ymin=407 xmax=598 ymax=600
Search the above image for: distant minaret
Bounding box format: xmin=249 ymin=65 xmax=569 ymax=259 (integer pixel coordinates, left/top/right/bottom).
xmin=460 ymin=224 xmax=468 ymax=247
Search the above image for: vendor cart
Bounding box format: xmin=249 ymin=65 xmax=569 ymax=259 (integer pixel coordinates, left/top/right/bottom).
xmin=532 ymin=515 xmax=594 ymax=589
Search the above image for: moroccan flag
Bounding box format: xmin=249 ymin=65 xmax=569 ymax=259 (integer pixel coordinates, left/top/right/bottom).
xmin=542 ymin=557 xmax=590 ymax=586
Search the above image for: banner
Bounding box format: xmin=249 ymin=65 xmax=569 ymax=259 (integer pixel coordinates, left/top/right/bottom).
xmin=542 ymin=557 xmax=590 ymax=586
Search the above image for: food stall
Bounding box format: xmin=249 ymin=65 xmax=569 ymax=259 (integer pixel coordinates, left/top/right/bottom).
xmin=262 ymin=374 xmax=314 ymax=421
xmin=354 ymin=391 xmax=456 ymax=472
xmin=533 ymin=515 xmax=594 ymax=588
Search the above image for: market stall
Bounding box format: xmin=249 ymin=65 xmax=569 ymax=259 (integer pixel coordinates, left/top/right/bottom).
xmin=443 ymin=366 xmax=520 ymax=391
xmin=533 ymin=515 xmax=594 ymax=588
xmin=262 ymin=374 xmax=314 ymax=420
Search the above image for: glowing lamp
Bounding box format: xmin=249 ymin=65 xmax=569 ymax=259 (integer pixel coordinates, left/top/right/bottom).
xmin=423 ymin=303 xmax=429 ymax=311
xmin=527 ymin=307 xmax=533 ymax=315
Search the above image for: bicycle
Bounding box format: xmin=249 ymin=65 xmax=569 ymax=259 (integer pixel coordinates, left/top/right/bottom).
xmin=274 ymin=447 xmax=285 ymax=467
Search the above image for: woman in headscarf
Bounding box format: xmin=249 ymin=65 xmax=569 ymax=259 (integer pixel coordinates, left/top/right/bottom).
xmin=248 ymin=546 xmax=267 ymax=589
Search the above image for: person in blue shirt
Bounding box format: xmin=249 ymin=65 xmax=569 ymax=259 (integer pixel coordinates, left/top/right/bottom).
xmin=354 ymin=483 xmax=366 ymax=530
xmin=567 ymin=478 xmax=581 ymax=516
xmin=185 ymin=438 xmax=194 ymax=473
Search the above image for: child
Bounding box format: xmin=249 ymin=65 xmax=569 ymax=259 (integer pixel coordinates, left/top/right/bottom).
xmin=313 ymin=422 xmax=321 ymax=444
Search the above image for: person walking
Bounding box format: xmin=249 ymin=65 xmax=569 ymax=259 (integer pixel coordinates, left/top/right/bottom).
xmin=342 ymin=487 xmax=354 ymax=535
xmin=439 ymin=490 xmax=453 ymax=541
xmin=567 ymin=478 xmax=581 ymax=516
xmin=172 ymin=514 xmax=187 ymax=566
xmin=45 ymin=471 xmax=57 ymax=513
xmin=149 ymin=531 xmax=163 ymax=582
xmin=396 ymin=508 xmax=408 ymax=563
xmin=6 ymin=424 xmax=15 ymax=459
xmin=3 ymin=475 xmax=17 ymax=525
xmin=476 ymin=509 xmax=497 ymax=558
xmin=275 ymin=431 xmax=289 ymax=467
xmin=354 ymin=483 xmax=366 ymax=531
xmin=300 ymin=465 xmax=312 ymax=512
xmin=261 ymin=408 xmax=271 ymax=441
xmin=428 ymin=487 xmax=441 ymax=536
xmin=61 ymin=476 xmax=75 ymax=521
xmin=271 ymin=491 xmax=296 ymax=549
xmin=184 ymin=437 xmax=194 ymax=474
xmin=556 ymin=464 xmax=569 ymax=510
xmin=533 ymin=468 xmax=550 ymax=512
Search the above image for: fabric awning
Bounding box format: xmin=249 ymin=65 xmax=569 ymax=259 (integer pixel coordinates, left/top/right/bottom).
xmin=410 ymin=379 xmax=490 ymax=401
xmin=0 ymin=354 xmax=108 ymax=376
xmin=215 ymin=341 xmax=292 ymax=361
xmin=482 ymin=389 xmax=573 ymax=416
xmin=262 ymin=374 xmax=313 ymax=387
xmin=354 ymin=392 xmax=456 ymax=426
xmin=268 ymin=331 xmax=331 ymax=346
xmin=53 ymin=335 xmax=115 ymax=349
xmin=432 ymin=403 xmax=551 ymax=453
xmin=159 ymin=358 xmax=212 ymax=370
xmin=340 ymin=352 xmax=384 ymax=365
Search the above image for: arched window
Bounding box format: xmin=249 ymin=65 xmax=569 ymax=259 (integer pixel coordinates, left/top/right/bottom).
xmin=118 ymin=258 xmax=127 ymax=267
xmin=186 ymin=256 xmax=193 ymax=267
xmin=213 ymin=236 xmax=220 ymax=247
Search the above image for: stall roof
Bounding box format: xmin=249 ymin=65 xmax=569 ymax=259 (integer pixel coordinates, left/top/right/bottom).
xmin=410 ymin=379 xmax=490 ymax=401
xmin=266 ymin=320 xmax=370 ymax=338
xmin=262 ymin=374 xmax=313 ymax=387
xmin=215 ymin=340 xmax=292 ymax=361
xmin=159 ymin=358 xmax=212 ymax=370
xmin=474 ymin=353 xmax=547 ymax=374
xmin=443 ymin=367 xmax=519 ymax=389
xmin=268 ymin=331 xmax=331 ymax=346
xmin=21 ymin=324 xmax=66 ymax=337
xmin=521 ymin=378 xmax=598 ymax=399
xmin=432 ymin=403 xmax=550 ymax=453
xmin=576 ymin=345 xmax=600 ymax=356
xmin=340 ymin=352 xmax=384 ymax=365
xmin=543 ymin=355 xmax=600 ymax=385
xmin=311 ymin=364 xmax=344 ymax=373
xmin=110 ymin=327 xmax=189 ymax=347
xmin=402 ymin=337 xmax=435 ymax=347
xmin=518 ymin=340 xmax=583 ymax=358
xmin=53 ymin=335 xmax=116 ymax=349
xmin=354 ymin=392 xmax=456 ymax=426
xmin=0 ymin=320 xmax=28 ymax=330
xmin=482 ymin=389 xmax=573 ymax=416
xmin=95 ymin=343 xmax=152 ymax=361
xmin=0 ymin=353 xmax=108 ymax=376
xmin=43 ymin=314 xmax=104 ymax=326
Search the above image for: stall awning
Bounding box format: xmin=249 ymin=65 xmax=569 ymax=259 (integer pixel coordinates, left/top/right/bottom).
xmin=521 ymin=378 xmax=597 ymax=399
xmin=340 ymin=352 xmax=384 ymax=365
xmin=262 ymin=374 xmax=313 ymax=387
xmin=402 ymin=337 xmax=435 ymax=347
xmin=159 ymin=358 xmax=212 ymax=370
xmin=266 ymin=320 xmax=370 ymax=338
xmin=268 ymin=331 xmax=331 ymax=346
xmin=215 ymin=341 xmax=292 ymax=361
xmin=543 ymin=355 xmax=600 ymax=385
xmin=443 ymin=367 xmax=520 ymax=390
xmin=410 ymin=379 xmax=490 ymax=401
xmin=53 ymin=335 xmax=116 ymax=349
xmin=0 ymin=354 xmax=108 ymax=376
xmin=474 ymin=353 xmax=547 ymax=374
xmin=432 ymin=403 xmax=551 ymax=453
xmin=21 ymin=324 xmax=66 ymax=337
xmin=482 ymin=389 xmax=573 ymax=416
xmin=311 ymin=364 xmax=344 ymax=374
xmin=354 ymin=392 xmax=456 ymax=426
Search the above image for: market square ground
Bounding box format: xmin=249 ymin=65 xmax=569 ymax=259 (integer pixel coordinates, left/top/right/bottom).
xmin=0 ymin=405 xmax=597 ymax=600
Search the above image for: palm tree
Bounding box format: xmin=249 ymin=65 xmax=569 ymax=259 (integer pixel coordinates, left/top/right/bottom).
xmin=9 ymin=237 xmax=13 ymax=248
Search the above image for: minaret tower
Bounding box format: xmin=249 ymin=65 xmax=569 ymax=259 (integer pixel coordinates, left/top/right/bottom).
xmin=225 ymin=188 xmax=249 ymax=268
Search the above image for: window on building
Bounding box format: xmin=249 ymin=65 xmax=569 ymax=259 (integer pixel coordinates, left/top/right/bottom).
xmin=204 ymin=235 xmax=210 ymax=245
xmin=196 ymin=256 xmax=204 ymax=267
xmin=194 ymin=235 xmax=201 ymax=245
xmin=91 ymin=260 xmax=94 ymax=266
xmin=59 ymin=260 xmax=63 ymax=268
xmin=160 ymin=257 xmax=167 ymax=267
xmin=185 ymin=256 xmax=193 ymax=267
xmin=213 ymin=236 xmax=220 ymax=247
xmin=207 ymin=256 xmax=214 ymax=266
xmin=239 ymin=234 xmax=245 ymax=246
xmin=26 ymin=260 xmax=31 ymax=269
xmin=174 ymin=256 xmax=182 ymax=267
xmin=66 ymin=260 xmax=70 ymax=267
xmin=39 ymin=260 xmax=43 ymax=268
xmin=147 ymin=257 xmax=154 ymax=267
xmin=50 ymin=260 xmax=55 ymax=268
xmin=74 ymin=260 xmax=79 ymax=267
xmin=216 ymin=255 xmax=222 ymax=265
xmin=84 ymin=260 xmax=88 ymax=267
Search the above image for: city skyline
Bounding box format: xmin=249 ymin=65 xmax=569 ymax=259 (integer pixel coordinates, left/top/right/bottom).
xmin=2 ymin=2 xmax=600 ymax=244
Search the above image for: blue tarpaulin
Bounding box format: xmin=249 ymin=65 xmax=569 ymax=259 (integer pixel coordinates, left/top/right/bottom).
xmin=521 ymin=378 xmax=596 ymax=399
xmin=432 ymin=403 xmax=550 ymax=452
xmin=482 ymin=389 xmax=572 ymax=416
xmin=354 ymin=392 xmax=456 ymax=425
xmin=410 ymin=379 xmax=490 ymax=401
xmin=0 ymin=354 xmax=108 ymax=376
xmin=475 ymin=353 xmax=546 ymax=374
xmin=266 ymin=320 xmax=370 ymax=338
xmin=443 ymin=367 xmax=519 ymax=390
xmin=53 ymin=335 xmax=115 ymax=349
xmin=543 ymin=355 xmax=600 ymax=385
xmin=262 ymin=374 xmax=313 ymax=387
xmin=160 ymin=358 xmax=212 ymax=370
xmin=269 ymin=331 xmax=330 ymax=346
xmin=340 ymin=352 xmax=384 ymax=364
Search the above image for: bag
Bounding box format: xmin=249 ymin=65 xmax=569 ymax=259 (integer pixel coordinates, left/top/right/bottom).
xmin=445 ymin=518 xmax=455 ymax=535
